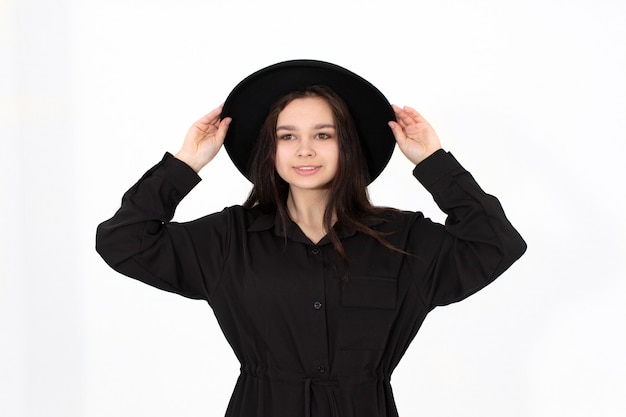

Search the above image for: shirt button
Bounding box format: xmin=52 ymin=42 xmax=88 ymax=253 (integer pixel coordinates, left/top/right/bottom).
xmin=317 ymin=365 xmax=326 ymax=373
xmin=313 ymin=301 xmax=322 ymax=310
xmin=311 ymin=247 xmax=320 ymax=255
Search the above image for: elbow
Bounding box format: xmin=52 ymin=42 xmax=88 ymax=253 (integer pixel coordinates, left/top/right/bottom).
xmin=95 ymin=221 xmax=113 ymax=266
xmin=509 ymin=230 xmax=527 ymax=263
xmin=95 ymin=221 xmax=127 ymax=270
xmin=496 ymin=229 xmax=527 ymax=276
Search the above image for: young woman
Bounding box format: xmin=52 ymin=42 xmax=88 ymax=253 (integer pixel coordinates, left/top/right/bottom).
xmin=96 ymin=60 xmax=526 ymax=417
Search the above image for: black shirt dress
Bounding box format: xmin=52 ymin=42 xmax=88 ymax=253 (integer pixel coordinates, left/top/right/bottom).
xmin=96 ymin=149 xmax=526 ymax=417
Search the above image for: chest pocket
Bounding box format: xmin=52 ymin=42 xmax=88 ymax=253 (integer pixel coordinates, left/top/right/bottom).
xmin=340 ymin=276 xmax=397 ymax=310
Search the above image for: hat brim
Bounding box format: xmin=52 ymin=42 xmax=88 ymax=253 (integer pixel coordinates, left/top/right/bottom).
xmin=221 ymin=59 xmax=396 ymax=184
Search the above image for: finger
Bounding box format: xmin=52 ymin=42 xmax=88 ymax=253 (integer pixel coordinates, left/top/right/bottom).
xmin=202 ymin=105 xmax=224 ymax=120
xmin=393 ymin=104 xmax=426 ymax=122
xmin=214 ymin=117 xmax=232 ymax=144
xmin=391 ymin=104 xmax=406 ymax=120
xmin=388 ymin=121 xmax=407 ymax=144
xmin=195 ymin=105 xmax=224 ymax=126
xmin=402 ymin=106 xmax=426 ymax=123
xmin=393 ymin=107 xmax=417 ymax=129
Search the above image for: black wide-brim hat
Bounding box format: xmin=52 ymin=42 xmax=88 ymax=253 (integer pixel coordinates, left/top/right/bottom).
xmin=221 ymin=59 xmax=396 ymax=184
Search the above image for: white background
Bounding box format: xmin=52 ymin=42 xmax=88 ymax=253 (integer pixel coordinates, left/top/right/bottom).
xmin=2 ymin=0 xmax=625 ymax=416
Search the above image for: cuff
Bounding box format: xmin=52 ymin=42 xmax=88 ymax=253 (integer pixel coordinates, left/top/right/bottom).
xmin=154 ymin=152 xmax=202 ymax=196
xmin=412 ymin=149 xmax=466 ymax=189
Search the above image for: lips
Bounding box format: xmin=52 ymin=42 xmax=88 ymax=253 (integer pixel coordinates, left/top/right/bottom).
xmin=293 ymin=165 xmax=321 ymax=175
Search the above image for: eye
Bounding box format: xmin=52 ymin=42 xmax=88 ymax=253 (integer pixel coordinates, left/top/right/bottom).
xmin=316 ymin=132 xmax=332 ymax=140
xmin=279 ymin=133 xmax=296 ymax=140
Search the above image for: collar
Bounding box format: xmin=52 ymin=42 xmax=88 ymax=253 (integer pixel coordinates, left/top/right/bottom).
xmin=247 ymin=209 xmax=387 ymax=245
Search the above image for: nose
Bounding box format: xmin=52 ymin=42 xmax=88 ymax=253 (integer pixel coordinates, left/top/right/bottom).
xmin=296 ymin=137 xmax=315 ymax=158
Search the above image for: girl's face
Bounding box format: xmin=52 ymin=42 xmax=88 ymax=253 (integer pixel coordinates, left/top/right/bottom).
xmin=274 ymin=97 xmax=339 ymax=193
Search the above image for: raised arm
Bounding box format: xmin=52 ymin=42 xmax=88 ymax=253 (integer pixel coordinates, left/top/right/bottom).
xmin=388 ymin=106 xmax=526 ymax=306
xmin=95 ymin=105 xmax=233 ymax=300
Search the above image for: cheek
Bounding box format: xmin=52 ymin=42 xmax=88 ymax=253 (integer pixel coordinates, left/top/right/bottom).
xmin=274 ymin=147 xmax=288 ymax=174
xmin=327 ymin=142 xmax=340 ymax=165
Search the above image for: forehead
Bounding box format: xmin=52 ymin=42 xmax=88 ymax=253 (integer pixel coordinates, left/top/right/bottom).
xmin=277 ymin=97 xmax=334 ymax=123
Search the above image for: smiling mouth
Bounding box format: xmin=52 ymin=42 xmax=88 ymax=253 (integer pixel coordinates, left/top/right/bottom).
xmin=293 ymin=166 xmax=321 ymax=175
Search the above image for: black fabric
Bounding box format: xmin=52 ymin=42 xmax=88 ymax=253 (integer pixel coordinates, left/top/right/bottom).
xmin=96 ymin=150 xmax=526 ymax=417
xmin=221 ymin=60 xmax=396 ymax=183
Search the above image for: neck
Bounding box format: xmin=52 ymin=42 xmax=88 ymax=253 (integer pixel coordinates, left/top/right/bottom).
xmin=286 ymin=188 xmax=329 ymax=224
xmin=286 ymin=188 xmax=336 ymax=243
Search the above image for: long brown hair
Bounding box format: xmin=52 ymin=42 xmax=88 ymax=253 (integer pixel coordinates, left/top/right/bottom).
xmin=243 ymin=85 xmax=400 ymax=269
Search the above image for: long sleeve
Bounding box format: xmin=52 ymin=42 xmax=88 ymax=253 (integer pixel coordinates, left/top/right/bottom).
xmin=94 ymin=149 xmax=528 ymax=417
xmin=95 ymin=153 xmax=231 ymax=301
xmin=408 ymin=149 xmax=527 ymax=308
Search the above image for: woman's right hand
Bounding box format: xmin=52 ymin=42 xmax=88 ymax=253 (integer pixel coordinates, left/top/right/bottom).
xmin=175 ymin=105 xmax=232 ymax=173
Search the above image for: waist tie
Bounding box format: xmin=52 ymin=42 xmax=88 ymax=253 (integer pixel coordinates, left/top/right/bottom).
xmin=303 ymin=377 xmax=339 ymax=417
xmin=241 ymin=366 xmax=385 ymax=417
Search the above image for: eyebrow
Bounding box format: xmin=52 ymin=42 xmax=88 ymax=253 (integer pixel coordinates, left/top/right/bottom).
xmin=276 ymin=123 xmax=336 ymax=131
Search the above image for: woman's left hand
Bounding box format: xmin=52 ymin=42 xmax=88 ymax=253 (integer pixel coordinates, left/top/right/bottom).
xmin=389 ymin=105 xmax=442 ymax=165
